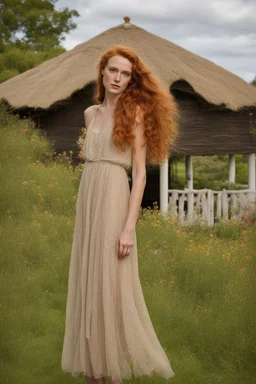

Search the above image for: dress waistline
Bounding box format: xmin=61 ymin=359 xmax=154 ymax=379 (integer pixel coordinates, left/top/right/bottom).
xmin=86 ymin=159 xmax=130 ymax=172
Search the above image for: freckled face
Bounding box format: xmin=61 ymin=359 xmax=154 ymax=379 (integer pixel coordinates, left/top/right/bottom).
xmin=101 ymin=55 xmax=132 ymax=94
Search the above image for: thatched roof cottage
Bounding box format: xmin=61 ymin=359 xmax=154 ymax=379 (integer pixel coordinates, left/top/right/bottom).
xmin=0 ymin=16 xmax=255 ymax=221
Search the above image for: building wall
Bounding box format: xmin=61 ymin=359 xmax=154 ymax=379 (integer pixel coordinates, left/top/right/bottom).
xmin=35 ymin=83 xmax=95 ymax=164
xmin=35 ymin=84 xmax=256 ymax=162
xmin=172 ymin=86 xmax=256 ymax=156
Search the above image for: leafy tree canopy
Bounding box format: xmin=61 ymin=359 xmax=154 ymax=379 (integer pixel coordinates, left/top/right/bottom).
xmin=0 ymin=0 xmax=80 ymax=82
xmin=0 ymin=0 xmax=80 ymax=52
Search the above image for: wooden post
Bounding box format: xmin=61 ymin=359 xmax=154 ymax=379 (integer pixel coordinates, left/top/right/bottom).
xmin=160 ymin=158 xmax=169 ymax=212
xmin=169 ymin=191 xmax=178 ymax=218
xmin=207 ymin=190 xmax=214 ymax=226
xmin=248 ymin=153 xmax=256 ymax=210
xmin=216 ymin=192 xmax=222 ymax=218
xmin=222 ymin=190 xmax=229 ymax=220
xmin=228 ymin=154 xmax=235 ymax=185
xmin=230 ymin=194 xmax=237 ymax=219
xmin=201 ymin=191 xmax=207 ymax=222
xmin=185 ymin=155 xmax=193 ymax=189
xmin=179 ymin=193 xmax=186 ymax=225
xmin=248 ymin=153 xmax=256 ymax=191
xmin=187 ymin=190 xmax=194 ymax=223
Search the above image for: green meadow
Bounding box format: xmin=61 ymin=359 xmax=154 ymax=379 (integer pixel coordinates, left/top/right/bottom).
xmin=171 ymin=152 xmax=249 ymax=191
xmin=0 ymin=104 xmax=255 ymax=384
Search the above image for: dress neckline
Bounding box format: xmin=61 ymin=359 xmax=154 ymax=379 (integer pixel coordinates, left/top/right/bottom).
xmin=90 ymin=104 xmax=114 ymax=135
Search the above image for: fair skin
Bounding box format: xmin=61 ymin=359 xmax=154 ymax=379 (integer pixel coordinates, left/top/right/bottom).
xmin=84 ymin=55 xmax=147 ymax=384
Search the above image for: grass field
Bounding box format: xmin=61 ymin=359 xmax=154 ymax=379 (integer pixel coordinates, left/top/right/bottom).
xmin=170 ymin=154 xmax=249 ymax=191
xmin=1 ymin=104 xmax=255 ymax=384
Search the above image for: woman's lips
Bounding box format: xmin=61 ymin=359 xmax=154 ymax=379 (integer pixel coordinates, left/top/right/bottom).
xmin=111 ymin=84 xmax=120 ymax=88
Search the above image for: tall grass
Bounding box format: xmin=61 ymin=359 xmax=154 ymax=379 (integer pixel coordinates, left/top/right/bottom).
xmin=0 ymin=104 xmax=255 ymax=384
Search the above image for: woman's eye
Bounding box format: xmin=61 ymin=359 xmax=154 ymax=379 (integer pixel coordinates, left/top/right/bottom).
xmin=123 ymin=73 xmax=130 ymax=76
xmin=109 ymin=68 xmax=115 ymax=72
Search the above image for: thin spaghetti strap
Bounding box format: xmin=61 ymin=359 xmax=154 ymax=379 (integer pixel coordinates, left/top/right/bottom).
xmin=93 ymin=104 xmax=102 ymax=122
xmin=92 ymin=105 xmax=100 ymax=121
xmin=89 ymin=105 xmax=101 ymax=131
xmin=90 ymin=104 xmax=113 ymax=135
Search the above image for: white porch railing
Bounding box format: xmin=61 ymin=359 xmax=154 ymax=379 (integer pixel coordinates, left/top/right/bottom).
xmin=168 ymin=188 xmax=256 ymax=227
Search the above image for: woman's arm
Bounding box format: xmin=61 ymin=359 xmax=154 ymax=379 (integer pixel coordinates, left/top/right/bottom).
xmin=117 ymin=110 xmax=147 ymax=259
xmin=124 ymin=116 xmax=147 ymax=231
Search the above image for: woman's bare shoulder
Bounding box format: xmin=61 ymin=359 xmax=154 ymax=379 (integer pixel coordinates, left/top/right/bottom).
xmin=84 ymin=105 xmax=98 ymax=126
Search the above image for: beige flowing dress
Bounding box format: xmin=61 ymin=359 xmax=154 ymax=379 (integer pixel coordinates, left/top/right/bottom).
xmin=61 ymin=105 xmax=175 ymax=381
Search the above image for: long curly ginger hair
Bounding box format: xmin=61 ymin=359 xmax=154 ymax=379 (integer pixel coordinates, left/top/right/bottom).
xmin=93 ymin=45 xmax=179 ymax=165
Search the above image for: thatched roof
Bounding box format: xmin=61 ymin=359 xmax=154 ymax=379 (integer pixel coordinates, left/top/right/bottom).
xmin=0 ymin=16 xmax=256 ymax=111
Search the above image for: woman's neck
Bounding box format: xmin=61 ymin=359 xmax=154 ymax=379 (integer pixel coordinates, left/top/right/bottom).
xmin=101 ymin=93 xmax=121 ymax=109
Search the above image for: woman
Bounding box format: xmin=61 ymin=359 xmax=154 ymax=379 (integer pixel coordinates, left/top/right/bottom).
xmin=61 ymin=45 xmax=179 ymax=384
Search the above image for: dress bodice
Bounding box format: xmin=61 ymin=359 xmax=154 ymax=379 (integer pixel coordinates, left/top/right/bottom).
xmin=82 ymin=105 xmax=132 ymax=171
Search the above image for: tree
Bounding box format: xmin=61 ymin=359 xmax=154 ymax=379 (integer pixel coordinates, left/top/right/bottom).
xmin=0 ymin=0 xmax=80 ymax=82
xmin=0 ymin=0 xmax=80 ymax=52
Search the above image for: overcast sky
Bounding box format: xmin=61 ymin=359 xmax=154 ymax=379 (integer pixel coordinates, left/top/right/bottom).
xmin=56 ymin=0 xmax=256 ymax=83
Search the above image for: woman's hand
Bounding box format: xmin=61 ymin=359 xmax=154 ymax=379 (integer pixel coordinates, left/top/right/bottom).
xmin=116 ymin=228 xmax=134 ymax=260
